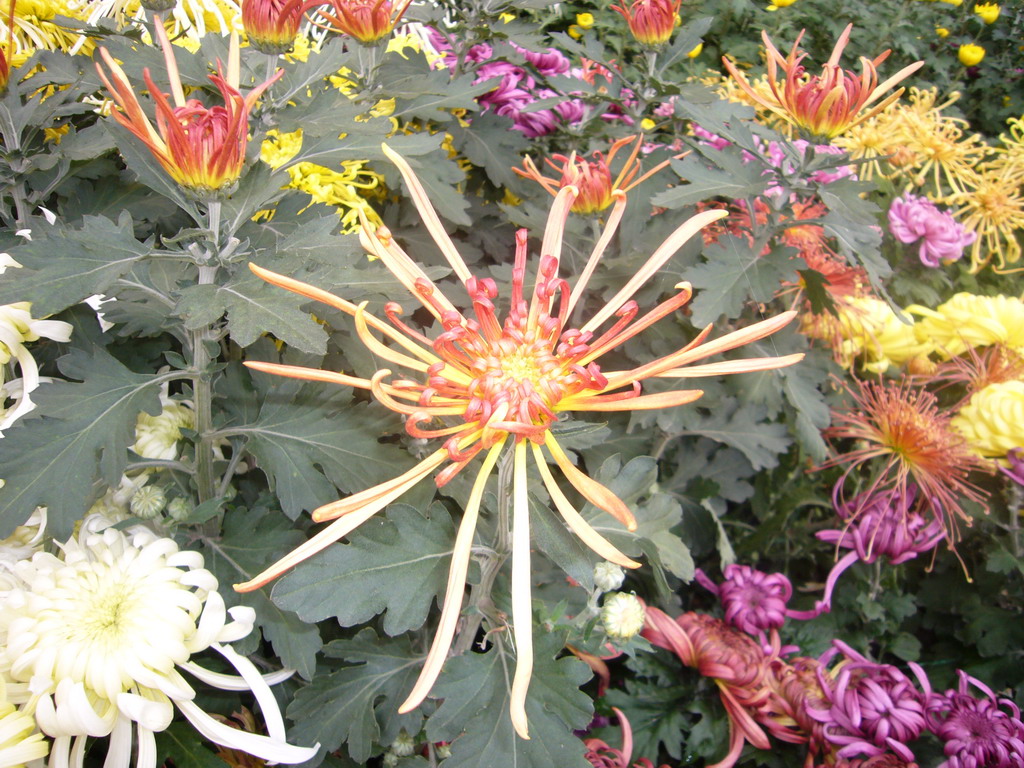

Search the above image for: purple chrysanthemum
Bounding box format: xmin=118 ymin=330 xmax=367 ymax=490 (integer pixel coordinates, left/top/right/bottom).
xmin=927 ymin=670 xmax=1024 ymax=768
xmin=695 ymin=565 xmax=817 ymax=640
xmin=887 ymin=194 xmax=976 ymax=267
xmin=808 ymin=641 xmax=931 ymax=762
xmin=814 ymin=486 xmax=945 ymax=614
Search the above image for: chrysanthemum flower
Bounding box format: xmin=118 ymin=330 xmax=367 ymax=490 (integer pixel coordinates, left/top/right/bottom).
xmin=0 ymin=302 xmax=73 ymax=433
xmin=815 ymin=486 xmax=945 ymax=613
xmin=242 ymin=0 xmax=303 ymax=53
xmin=133 ymin=390 xmax=195 ymax=461
xmin=927 ymin=670 xmax=1024 ymax=768
xmin=96 ymin=21 xmax=281 ymax=196
xmin=887 ymin=195 xmax=975 ymax=267
xmin=234 ymin=144 xmax=802 ymax=738
xmin=802 ymin=296 xmax=932 ymax=374
xmin=0 ymin=677 xmax=48 ymax=768
xmin=761 ymin=656 xmax=833 ymax=755
xmin=957 ymin=44 xmax=985 ymax=67
xmin=305 ymin=0 xmax=413 ymax=46
xmin=722 ymin=24 xmax=923 ymax=141
xmin=515 ymin=135 xmax=681 ymax=216
xmin=695 ymin=565 xmax=816 ymax=640
xmin=644 ymin=608 xmax=775 ymax=768
xmin=951 ymin=380 xmax=1024 ymax=459
xmin=947 ymin=163 xmax=1024 ymax=273
xmin=908 ymin=292 xmax=1024 ymax=359
xmin=821 ymin=378 xmax=989 ymax=542
xmin=808 ymin=641 xmax=931 ymax=763
xmin=610 ymin=0 xmax=682 ymax=49
xmin=259 ymin=129 xmax=385 ymax=232
xmin=0 ymin=517 xmax=318 ymax=768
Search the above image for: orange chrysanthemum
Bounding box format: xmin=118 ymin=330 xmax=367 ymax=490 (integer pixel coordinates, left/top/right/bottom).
xmin=723 ymin=24 xmax=922 ymax=141
xmin=96 ymin=20 xmax=280 ymax=195
xmin=234 ymin=144 xmax=802 ymax=739
xmin=821 ymin=378 xmax=989 ymax=542
xmin=515 ymin=135 xmax=682 ymax=215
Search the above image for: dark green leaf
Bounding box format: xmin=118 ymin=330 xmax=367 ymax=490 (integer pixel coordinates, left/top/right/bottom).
xmin=685 ymin=237 xmax=798 ymax=325
xmin=154 ymin=723 xmax=225 ymax=768
xmin=0 ymin=213 xmax=152 ymax=315
xmin=209 ymin=504 xmax=322 ymax=680
xmin=221 ymin=377 xmax=414 ymax=520
xmin=0 ymin=348 xmax=164 ymax=539
xmin=426 ymin=631 xmax=593 ymax=768
xmin=287 ymin=629 xmax=424 ymax=764
xmin=272 ymin=503 xmax=454 ymax=636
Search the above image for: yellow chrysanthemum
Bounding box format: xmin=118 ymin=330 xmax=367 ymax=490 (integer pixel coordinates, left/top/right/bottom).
xmin=803 ymin=296 xmax=932 ymax=373
xmin=909 ymin=292 xmax=1024 ymax=358
xmin=947 ymin=162 xmax=1024 ymax=272
xmin=260 ymin=130 xmax=385 ymax=232
xmin=958 ymin=44 xmax=985 ymax=67
xmin=6 ymin=0 xmax=90 ymax=54
xmin=974 ymin=2 xmax=1000 ymax=23
xmin=951 ymin=380 xmax=1024 ymax=458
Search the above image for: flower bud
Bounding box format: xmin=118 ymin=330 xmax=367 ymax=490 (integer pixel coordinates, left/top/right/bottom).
xmin=130 ymin=485 xmax=167 ymax=519
xmin=242 ymin=0 xmax=303 ymax=55
xmin=593 ymin=561 xmax=626 ymax=592
xmin=391 ymin=730 xmax=416 ymax=757
xmin=600 ymin=592 xmax=645 ymax=639
xmin=167 ymin=497 xmax=192 ymax=521
xmin=611 ymin=0 xmax=681 ymax=49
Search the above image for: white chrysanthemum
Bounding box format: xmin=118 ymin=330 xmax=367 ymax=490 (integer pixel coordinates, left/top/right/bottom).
xmin=0 ymin=517 xmax=319 ymax=768
xmin=133 ymin=395 xmax=194 ymax=461
xmin=0 ymin=303 xmax=73 ymax=433
xmin=0 ymin=676 xmax=49 ymax=768
xmin=0 ymin=509 xmax=46 ymax=595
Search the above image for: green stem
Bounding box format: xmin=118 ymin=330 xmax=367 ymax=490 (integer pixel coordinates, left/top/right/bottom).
xmin=192 ymin=201 xmax=222 ymax=505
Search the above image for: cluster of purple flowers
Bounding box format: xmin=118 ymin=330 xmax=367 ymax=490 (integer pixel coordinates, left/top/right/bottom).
xmin=427 ymin=33 xmax=585 ymax=136
xmin=685 ymin=564 xmax=1024 ymax=767
xmin=887 ymin=194 xmax=976 ymax=267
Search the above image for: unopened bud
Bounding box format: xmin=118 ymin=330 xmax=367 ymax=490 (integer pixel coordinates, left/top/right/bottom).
xmin=600 ymin=592 xmax=645 ymax=639
xmin=130 ymin=485 xmax=166 ymax=519
xmin=593 ymin=561 xmax=625 ymax=592
xmin=166 ymin=497 xmax=191 ymax=521
xmin=391 ymin=730 xmax=416 ymax=757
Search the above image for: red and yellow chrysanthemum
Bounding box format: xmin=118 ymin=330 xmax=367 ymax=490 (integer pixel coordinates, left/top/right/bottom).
xmin=723 ymin=24 xmax=922 ymax=141
xmin=515 ymin=135 xmax=683 ymax=216
xmin=306 ymin=0 xmax=413 ymax=45
xmin=96 ymin=20 xmax=280 ymax=195
xmin=234 ymin=144 xmax=802 ymax=739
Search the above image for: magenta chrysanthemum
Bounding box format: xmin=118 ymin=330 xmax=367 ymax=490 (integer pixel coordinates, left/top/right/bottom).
xmin=808 ymin=642 xmax=931 ymax=762
xmin=927 ymin=670 xmax=1024 ymax=768
xmin=814 ymin=486 xmax=945 ymax=614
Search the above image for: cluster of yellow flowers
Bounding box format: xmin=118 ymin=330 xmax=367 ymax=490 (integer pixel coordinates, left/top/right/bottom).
xmin=808 ymin=291 xmax=1024 ymax=459
xmin=1 ymin=0 xmax=242 ymax=60
xmin=834 ymin=90 xmax=1024 ymax=273
xmin=260 ymin=129 xmax=386 ymax=232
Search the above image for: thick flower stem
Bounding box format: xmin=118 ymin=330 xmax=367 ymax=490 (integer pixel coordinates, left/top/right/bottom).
xmin=192 ymin=201 xmax=222 ymax=505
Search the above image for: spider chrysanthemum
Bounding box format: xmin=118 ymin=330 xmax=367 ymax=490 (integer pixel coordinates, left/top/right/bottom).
xmin=822 ymin=378 xmax=988 ymax=544
xmin=234 ymin=144 xmax=802 ymax=739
